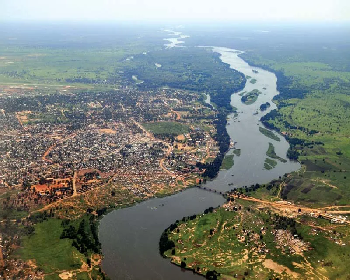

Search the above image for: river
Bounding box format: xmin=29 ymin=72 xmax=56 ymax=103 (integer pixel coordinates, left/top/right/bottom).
xmin=163 ymin=29 xmax=189 ymax=48
xmin=98 ymin=36 xmax=300 ymax=280
xmin=202 ymin=47 xmax=301 ymax=191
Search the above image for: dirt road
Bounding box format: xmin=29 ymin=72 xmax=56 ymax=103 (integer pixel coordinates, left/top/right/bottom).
xmin=232 ymin=194 xmax=350 ymax=224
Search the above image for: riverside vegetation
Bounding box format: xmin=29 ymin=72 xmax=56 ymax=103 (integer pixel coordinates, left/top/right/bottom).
xmin=161 ymin=23 xmax=350 ymax=279
xmin=0 ymin=23 xmax=245 ymax=279
xmin=162 ymin=193 xmax=350 ymax=279
xmin=2 ymin=22 xmax=350 ymax=279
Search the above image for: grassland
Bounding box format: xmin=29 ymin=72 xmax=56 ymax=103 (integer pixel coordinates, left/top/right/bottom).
xmin=0 ymin=23 xmax=165 ymax=87
xmin=161 ymin=24 xmax=350 ymax=279
xmin=220 ymin=155 xmax=234 ymax=170
xmin=0 ymin=46 xmax=140 ymax=87
xmin=239 ymin=44 xmax=350 ymax=207
xmin=163 ymin=199 xmax=350 ymax=279
xmin=17 ymin=216 xmax=105 ymax=279
xmin=259 ymin=127 xmax=280 ymax=141
xmin=18 ymin=219 xmax=83 ymax=273
xmin=142 ymin=121 xmax=190 ymax=136
xmin=261 ymin=93 xmax=350 ymax=206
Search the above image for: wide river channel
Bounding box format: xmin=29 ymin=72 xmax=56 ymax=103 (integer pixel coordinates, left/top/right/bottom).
xmin=99 ymin=36 xmax=301 ymax=280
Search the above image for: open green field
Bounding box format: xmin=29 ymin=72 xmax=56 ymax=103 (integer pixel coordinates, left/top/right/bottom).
xmin=163 ymin=200 xmax=350 ymax=279
xmin=0 ymin=45 xmax=155 ymax=87
xmin=18 ymin=219 xmax=83 ymax=273
xmin=0 ymin=24 xmax=166 ymax=87
xmin=17 ymin=216 xmax=106 ymax=279
xmin=142 ymin=121 xmax=190 ymax=136
xmin=261 ymin=93 xmax=350 ymax=206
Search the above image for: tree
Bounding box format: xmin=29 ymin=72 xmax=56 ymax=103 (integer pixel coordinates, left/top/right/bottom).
xmin=60 ymin=225 xmax=77 ymax=239
xmin=159 ymin=231 xmax=175 ymax=256
xmin=206 ymin=270 xmax=219 ymax=279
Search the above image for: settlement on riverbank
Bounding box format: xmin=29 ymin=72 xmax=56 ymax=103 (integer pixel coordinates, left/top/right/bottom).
xmin=99 ymin=43 xmax=300 ymax=279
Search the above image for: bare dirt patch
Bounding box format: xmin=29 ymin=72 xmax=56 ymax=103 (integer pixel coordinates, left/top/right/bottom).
xmin=98 ymin=128 xmax=117 ymax=134
xmin=59 ymin=271 xmax=73 ymax=279
xmin=177 ymin=134 xmax=185 ymax=141
xmin=263 ymin=259 xmax=299 ymax=278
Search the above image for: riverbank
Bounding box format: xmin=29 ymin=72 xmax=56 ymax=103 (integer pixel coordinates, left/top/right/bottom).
xmin=240 ymin=50 xmax=350 ymax=207
xmin=163 ymin=190 xmax=350 ymax=279
xmin=99 ymin=45 xmax=300 ymax=279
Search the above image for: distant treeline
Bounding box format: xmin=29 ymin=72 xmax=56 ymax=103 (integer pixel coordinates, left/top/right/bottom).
xmin=124 ymin=48 xmax=246 ymax=112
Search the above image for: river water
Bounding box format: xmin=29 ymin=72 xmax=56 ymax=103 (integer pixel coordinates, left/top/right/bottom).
xmin=99 ymin=37 xmax=300 ymax=280
xmin=99 ymin=188 xmax=225 ymax=280
xmin=202 ymin=47 xmax=301 ymax=191
xmin=163 ymin=29 xmax=189 ymax=48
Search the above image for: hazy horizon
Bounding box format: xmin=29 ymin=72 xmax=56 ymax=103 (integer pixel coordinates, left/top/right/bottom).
xmin=2 ymin=0 xmax=350 ymax=22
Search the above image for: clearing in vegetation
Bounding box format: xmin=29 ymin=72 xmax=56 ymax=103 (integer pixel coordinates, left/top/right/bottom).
xmin=142 ymin=121 xmax=190 ymax=136
xmin=18 ymin=219 xmax=83 ymax=274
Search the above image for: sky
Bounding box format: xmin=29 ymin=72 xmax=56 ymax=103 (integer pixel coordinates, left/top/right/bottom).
xmin=1 ymin=0 xmax=350 ymax=22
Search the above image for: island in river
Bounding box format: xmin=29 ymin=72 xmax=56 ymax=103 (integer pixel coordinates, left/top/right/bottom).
xmin=158 ymin=31 xmax=350 ymax=280
xmin=99 ymin=43 xmax=302 ymax=279
xmin=0 ymin=25 xmax=247 ymax=279
xmin=1 ymin=23 xmax=350 ymax=280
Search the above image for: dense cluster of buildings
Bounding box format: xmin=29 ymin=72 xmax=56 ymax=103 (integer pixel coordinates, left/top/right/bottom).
xmin=0 ymin=87 xmax=220 ymax=212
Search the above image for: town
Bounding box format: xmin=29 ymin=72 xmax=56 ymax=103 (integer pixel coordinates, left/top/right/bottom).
xmin=0 ymin=86 xmax=220 ymax=215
